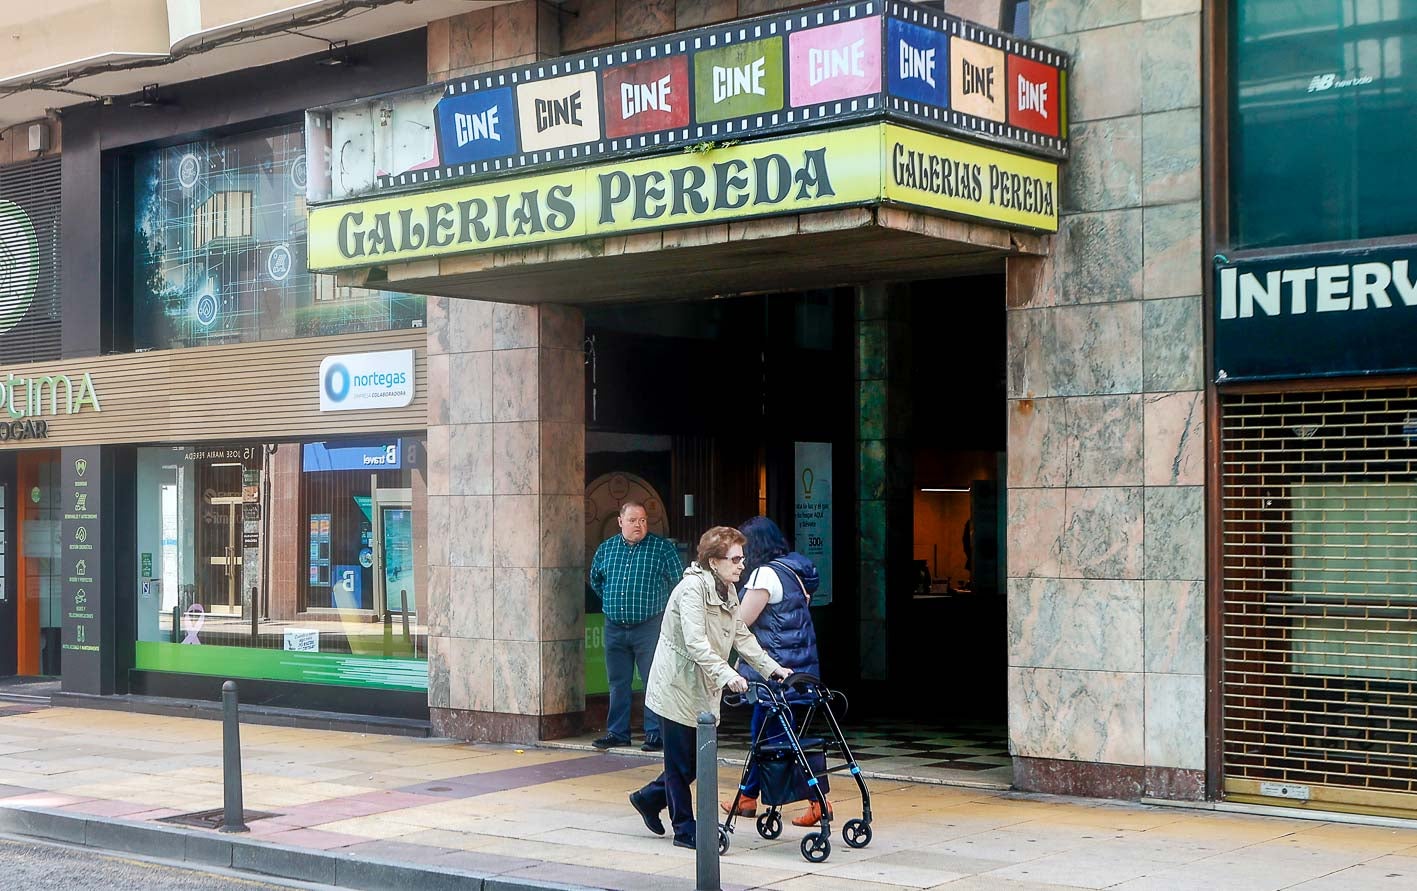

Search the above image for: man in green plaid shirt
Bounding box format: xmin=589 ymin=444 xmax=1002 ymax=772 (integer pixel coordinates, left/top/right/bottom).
xmin=589 ymin=501 xmax=683 ymax=752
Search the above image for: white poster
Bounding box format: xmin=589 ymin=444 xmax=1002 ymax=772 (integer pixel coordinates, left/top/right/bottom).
xmin=794 ymin=442 xmax=833 ymax=607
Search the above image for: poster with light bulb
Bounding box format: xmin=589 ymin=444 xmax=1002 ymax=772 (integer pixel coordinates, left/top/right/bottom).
xmin=794 ymin=442 xmax=833 ymax=607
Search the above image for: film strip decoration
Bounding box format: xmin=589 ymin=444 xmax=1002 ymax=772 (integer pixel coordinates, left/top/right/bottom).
xmin=338 ymin=0 xmax=1067 ymax=198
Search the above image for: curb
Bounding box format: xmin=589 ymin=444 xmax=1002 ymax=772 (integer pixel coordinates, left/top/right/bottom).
xmin=0 ymin=804 xmax=597 ymax=891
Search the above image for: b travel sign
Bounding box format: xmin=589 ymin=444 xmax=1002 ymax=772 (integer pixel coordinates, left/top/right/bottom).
xmin=309 ymin=0 xmax=1067 ymax=205
xmin=1215 ymin=247 xmax=1417 ymax=382
xmin=319 ymin=350 xmax=415 ymax=411
xmin=308 ymin=123 xmax=1057 ymax=270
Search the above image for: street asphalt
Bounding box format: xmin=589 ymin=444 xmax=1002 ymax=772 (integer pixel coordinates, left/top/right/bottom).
xmin=0 ymin=835 xmax=319 ymax=890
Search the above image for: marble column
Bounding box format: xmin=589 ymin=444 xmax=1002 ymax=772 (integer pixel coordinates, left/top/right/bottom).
xmin=425 ymin=300 xmax=587 ymax=743
xmin=856 ymin=284 xmax=912 ymax=681
xmin=1006 ymin=0 xmax=1205 ymax=801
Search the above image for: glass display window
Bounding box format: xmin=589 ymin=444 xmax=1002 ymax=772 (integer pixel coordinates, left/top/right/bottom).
xmin=133 ymin=435 xmax=427 ymax=691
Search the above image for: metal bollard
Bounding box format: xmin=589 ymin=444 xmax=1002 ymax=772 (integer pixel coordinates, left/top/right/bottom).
xmin=220 ymin=681 xmax=248 ymax=833
xmin=171 ymin=605 xmax=180 ymax=644
xmin=400 ymin=589 xmax=411 ymax=644
xmin=249 ymin=586 xmax=259 ymax=641
xmin=695 ymin=711 xmax=720 ymax=891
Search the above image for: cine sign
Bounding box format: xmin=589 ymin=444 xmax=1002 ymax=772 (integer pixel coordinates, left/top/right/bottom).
xmin=1215 ymin=247 xmax=1417 ymax=382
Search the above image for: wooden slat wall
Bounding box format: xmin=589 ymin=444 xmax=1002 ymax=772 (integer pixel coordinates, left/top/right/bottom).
xmin=0 ymin=328 xmax=427 ymax=449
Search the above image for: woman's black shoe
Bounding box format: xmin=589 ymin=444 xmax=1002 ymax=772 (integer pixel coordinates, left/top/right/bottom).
xmin=628 ymin=791 xmax=665 ymax=835
xmin=673 ymin=837 xmax=695 ymax=849
xmin=641 ymin=736 xmax=663 ymax=752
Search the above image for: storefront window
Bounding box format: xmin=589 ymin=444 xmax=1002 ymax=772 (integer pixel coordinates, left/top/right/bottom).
xmin=1230 ymin=2 xmax=1417 ymax=248
xmin=133 ymin=436 xmax=427 ymax=691
xmin=132 ymin=122 xmax=424 ymax=350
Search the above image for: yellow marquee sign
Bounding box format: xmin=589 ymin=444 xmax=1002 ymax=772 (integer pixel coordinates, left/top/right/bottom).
xmin=307 ymin=123 xmax=1057 ymax=271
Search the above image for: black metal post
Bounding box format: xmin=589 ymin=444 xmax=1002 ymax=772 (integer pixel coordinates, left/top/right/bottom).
xmin=170 ymin=605 xmax=179 ymax=644
xmin=400 ymin=589 xmax=410 ymax=643
xmin=249 ymin=586 xmax=258 ymax=642
xmin=696 ymin=711 xmax=720 ymax=891
xmin=220 ymin=680 xmax=248 ymax=833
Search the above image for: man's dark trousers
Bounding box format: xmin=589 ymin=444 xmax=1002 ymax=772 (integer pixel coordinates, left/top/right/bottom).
xmin=605 ymin=613 xmax=663 ymax=741
xmin=635 ymin=718 xmax=696 ymax=844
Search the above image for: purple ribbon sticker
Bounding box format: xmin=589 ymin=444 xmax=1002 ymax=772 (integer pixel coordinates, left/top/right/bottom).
xmin=181 ymin=603 xmax=205 ymax=645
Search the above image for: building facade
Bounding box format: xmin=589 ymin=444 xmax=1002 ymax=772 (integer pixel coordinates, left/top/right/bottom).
xmin=0 ymin=0 xmax=1411 ymax=820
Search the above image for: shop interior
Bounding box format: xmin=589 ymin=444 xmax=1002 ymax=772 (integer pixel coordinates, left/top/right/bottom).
xmin=0 ymin=451 xmax=63 ymax=681
xmin=582 ymin=276 xmax=1011 ymax=781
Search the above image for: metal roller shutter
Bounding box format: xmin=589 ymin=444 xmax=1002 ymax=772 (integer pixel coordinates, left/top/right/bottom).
xmin=0 ymin=156 xmax=61 ymax=363
xmin=1222 ymin=385 xmax=1417 ymax=815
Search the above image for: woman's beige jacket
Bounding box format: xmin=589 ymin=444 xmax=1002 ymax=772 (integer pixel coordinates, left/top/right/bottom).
xmin=645 ymin=563 xmax=783 ymax=728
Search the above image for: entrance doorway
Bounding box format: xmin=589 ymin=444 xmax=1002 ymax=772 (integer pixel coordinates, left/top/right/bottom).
xmin=0 ymin=451 xmax=63 ymax=679
xmin=578 ymin=278 xmax=1010 ymax=784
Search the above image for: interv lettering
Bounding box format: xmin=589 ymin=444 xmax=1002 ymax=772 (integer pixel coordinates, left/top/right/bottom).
xmin=1219 ymin=260 xmax=1417 ymax=319
xmin=808 ymin=39 xmax=866 ymax=86
xmin=899 ymin=41 xmax=936 ymax=88
xmin=713 ymin=58 xmax=767 ymax=102
xmin=454 ymin=107 xmax=501 ymax=146
xmin=535 ymin=91 xmax=584 ymax=132
xmin=962 ymin=59 xmax=995 ymax=101
xmin=621 ymin=76 xmax=673 ymax=118
xmin=1017 ymin=75 xmax=1048 ymax=118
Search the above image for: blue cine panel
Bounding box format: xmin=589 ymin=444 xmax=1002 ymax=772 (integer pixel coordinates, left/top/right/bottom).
xmin=303 ymin=440 xmax=403 ymax=472
xmin=887 ymin=18 xmax=949 ymax=108
xmin=435 ymin=86 xmax=519 ymax=165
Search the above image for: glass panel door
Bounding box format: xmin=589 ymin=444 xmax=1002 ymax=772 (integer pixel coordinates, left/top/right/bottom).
xmin=373 ymin=489 xmax=414 ymax=617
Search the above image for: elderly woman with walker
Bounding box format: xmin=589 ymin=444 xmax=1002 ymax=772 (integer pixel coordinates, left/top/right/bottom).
xmin=628 ymin=525 xmax=792 ymax=849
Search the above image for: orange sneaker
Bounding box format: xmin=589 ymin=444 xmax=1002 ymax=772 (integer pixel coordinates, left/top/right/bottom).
xmin=721 ymin=795 xmax=758 ymax=817
xmin=792 ymin=799 xmax=833 ymax=827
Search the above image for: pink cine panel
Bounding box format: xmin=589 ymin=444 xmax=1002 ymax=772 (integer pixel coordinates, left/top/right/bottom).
xmin=788 ymin=16 xmax=882 ymax=107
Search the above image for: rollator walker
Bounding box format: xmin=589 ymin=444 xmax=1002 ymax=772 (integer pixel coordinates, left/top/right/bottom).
xmin=718 ymin=673 xmax=873 ymax=863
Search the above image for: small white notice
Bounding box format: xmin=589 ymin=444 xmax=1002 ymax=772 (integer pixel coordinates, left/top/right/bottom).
xmin=283 ymin=628 xmax=320 ymax=652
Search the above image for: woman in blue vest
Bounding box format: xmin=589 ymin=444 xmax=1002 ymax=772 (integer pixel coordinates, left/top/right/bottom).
xmin=721 ymin=515 xmax=831 ymax=828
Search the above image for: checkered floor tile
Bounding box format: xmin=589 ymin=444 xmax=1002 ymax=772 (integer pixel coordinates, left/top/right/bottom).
xmin=716 ymin=710 xmax=1010 ymax=772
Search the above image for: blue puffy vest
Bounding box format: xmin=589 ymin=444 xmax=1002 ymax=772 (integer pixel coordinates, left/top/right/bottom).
xmin=738 ymin=551 xmax=821 ymax=683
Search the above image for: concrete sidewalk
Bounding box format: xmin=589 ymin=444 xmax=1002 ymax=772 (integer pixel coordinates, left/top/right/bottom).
xmin=0 ymin=702 xmax=1416 ymax=890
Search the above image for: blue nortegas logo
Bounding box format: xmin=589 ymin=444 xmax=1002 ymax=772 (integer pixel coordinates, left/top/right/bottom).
xmin=323 ymin=362 xmax=351 ymax=402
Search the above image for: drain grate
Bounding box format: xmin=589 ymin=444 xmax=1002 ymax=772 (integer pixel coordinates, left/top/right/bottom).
xmin=158 ymin=807 xmax=280 ymax=830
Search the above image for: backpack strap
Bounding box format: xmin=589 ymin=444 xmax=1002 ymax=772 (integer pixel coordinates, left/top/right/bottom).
xmin=769 ymin=559 xmax=810 ymax=602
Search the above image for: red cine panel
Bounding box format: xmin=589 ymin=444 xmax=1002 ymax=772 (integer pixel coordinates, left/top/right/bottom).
xmin=603 ymin=56 xmax=691 ymax=138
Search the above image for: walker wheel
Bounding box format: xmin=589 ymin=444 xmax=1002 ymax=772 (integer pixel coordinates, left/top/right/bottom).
xmin=842 ymin=818 xmax=872 ymax=848
xmin=756 ymin=810 xmax=783 ymax=839
xmin=800 ymin=831 xmax=831 ymax=863
xmin=717 ymin=825 xmax=731 ymax=855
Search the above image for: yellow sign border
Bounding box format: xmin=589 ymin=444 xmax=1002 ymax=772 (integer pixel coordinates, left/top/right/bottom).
xmin=308 ymin=123 xmax=1058 ymax=271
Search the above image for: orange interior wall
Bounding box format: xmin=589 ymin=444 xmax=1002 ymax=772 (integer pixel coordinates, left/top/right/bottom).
xmin=912 ymin=449 xmax=999 ymax=584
